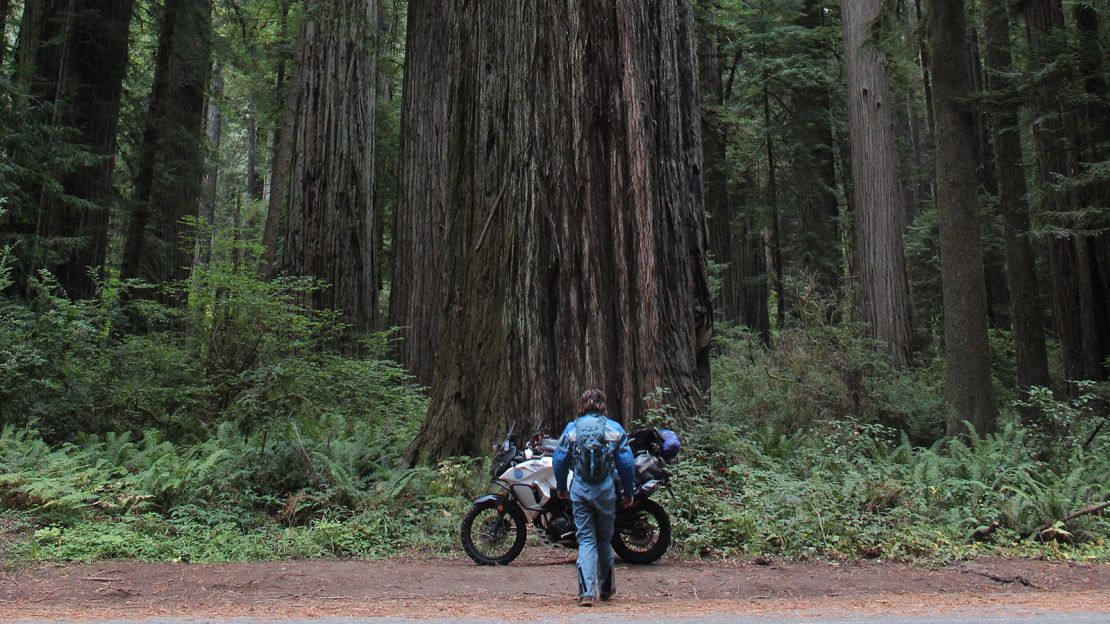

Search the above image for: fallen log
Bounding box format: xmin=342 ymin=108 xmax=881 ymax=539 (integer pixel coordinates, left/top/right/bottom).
xmin=1022 ymin=501 xmax=1110 ymax=540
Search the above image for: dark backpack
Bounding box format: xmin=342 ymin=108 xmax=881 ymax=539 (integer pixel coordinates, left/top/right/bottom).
xmin=574 ymin=414 xmax=614 ymax=483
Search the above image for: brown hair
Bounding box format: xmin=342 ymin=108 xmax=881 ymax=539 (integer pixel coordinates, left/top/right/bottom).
xmin=577 ymin=388 xmax=607 ymax=416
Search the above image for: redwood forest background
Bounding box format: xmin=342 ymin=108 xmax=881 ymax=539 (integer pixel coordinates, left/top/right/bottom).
xmin=0 ymin=0 xmax=1107 ymax=563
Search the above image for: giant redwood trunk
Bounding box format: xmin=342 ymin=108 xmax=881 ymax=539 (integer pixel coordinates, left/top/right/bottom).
xmin=281 ymin=0 xmax=378 ymax=350
xmin=1023 ymin=0 xmax=1104 ymax=384
xmin=387 ymin=0 xmax=456 ymax=386
xmin=22 ymin=0 xmax=133 ymax=298
xmin=410 ymin=0 xmax=713 ymax=461
xmin=928 ymin=0 xmax=997 ymax=436
xmin=121 ymin=0 xmax=212 ymax=288
xmin=980 ymin=0 xmax=1051 ymax=399
xmin=841 ymin=0 xmax=913 ymax=368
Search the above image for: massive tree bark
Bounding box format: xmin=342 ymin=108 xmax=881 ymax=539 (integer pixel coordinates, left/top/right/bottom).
xmin=281 ymin=0 xmax=378 ymax=350
xmin=121 ymin=0 xmax=213 ymax=288
xmin=980 ymin=0 xmax=1051 ymax=399
xmin=19 ymin=0 xmax=134 ymax=298
xmin=410 ymin=0 xmax=713 ymax=461
xmin=1023 ymin=0 xmax=1104 ymax=383
xmin=927 ymin=0 xmax=997 ymax=436
xmin=840 ymin=0 xmax=913 ymax=368
xmin=387 ymin=0 xmax=455 ymax=386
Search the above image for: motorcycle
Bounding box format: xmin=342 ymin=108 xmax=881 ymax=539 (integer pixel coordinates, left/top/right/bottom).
xmin=460 ymin=426 xmax=674 ymax=566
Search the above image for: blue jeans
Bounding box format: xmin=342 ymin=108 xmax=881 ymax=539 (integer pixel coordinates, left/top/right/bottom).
xmin=570 ymin=477 xmax=617 ymax=599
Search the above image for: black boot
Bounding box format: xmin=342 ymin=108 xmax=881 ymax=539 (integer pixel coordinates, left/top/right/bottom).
xmin=600 ymin=567 xmax=615 ymax=601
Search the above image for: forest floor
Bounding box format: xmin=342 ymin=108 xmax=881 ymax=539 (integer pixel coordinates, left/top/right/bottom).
xmin=2 ymin=551 xmax=1109 ymax=621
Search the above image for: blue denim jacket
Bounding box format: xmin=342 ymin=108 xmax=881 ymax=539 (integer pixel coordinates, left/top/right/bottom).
xmin=552 ymin=412 xmax=636 ymax=497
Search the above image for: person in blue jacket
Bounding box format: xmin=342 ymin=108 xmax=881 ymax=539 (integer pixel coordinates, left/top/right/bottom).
xmin=553 ymin=388 xmax=636 ymax=606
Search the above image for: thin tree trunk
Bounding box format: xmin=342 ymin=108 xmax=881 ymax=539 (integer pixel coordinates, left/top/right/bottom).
xmin=914 ymin=0 xmax=935 ymax=139
xmin=912 ymin=0 xmax=936 ymax=204
xmin=697 ymin=5 xmax=732 ymax=322
xmin=246 ymin=97 xmax=263 ymax=201
xmin=696 ymin=3 xmax=766 ymax=335
xmin=928 ymin=0 xmax=998 ymax=435
xmin=22 ymin=0 xmax=134 ymax=298
xmin=259 ymin=0 xmax=292 ymax=277
xmin=282 ymin=0 xmax=378 ymax=352
xmin=410 ymin=0 xmax=712 ymax=461
xmin=233 ymin=194 xmax=242 ymax=269
xmin=980 ymin=0 xmax=1051 ymax=401
xmin=0 ymin=0 xmax=11 ymax=67
xmin=387 ymin=0 xmax=456 ymax=385
xmin=739 ymin=183 xmax=771 ymax=341
xmin=967 ymin=26 xmax=1011 ymax=331
xmin=195 ymin=62 xmax=222 ymax=278
xmin=763 ymin=81 xmax=785 ymax=329
xmin=841 ymin=0 xmax=914 ymax=368
xmin=121 ymin=0 xmax=213 ymax=290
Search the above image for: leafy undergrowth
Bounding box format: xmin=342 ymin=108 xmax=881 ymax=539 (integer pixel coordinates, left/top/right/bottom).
xmin=0 ymin=424 xmax=487 ymax=563
xmin=2 ymin=409 xmax=1106 ymax=565
xmin=0 ymin=268 xmax=1106 ymax=565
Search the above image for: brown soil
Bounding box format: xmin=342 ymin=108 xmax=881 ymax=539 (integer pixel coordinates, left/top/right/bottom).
xmin=1 ymin=552 xmax=1107 ymax=620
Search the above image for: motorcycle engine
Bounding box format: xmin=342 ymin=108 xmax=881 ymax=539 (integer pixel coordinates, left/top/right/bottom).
xmin=544 ymin=514 xmax=576 ymax=543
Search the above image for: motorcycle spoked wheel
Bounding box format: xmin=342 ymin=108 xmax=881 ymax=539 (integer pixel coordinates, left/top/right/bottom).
xmin=460 ymin=500 xmax=528 ymax=565
xmin=612 ymin=499 xmax=671 ymax=564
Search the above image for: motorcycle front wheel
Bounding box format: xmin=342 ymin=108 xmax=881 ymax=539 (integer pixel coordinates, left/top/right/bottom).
xmin=612 ymin=499 xmax=671 ymax=564
xmin=460 ymin=500 xmax=527 ymax=565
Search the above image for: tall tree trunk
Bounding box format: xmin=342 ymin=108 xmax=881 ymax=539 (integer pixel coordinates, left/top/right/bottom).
xmin=912 ymin=0 xmax=936 ymax=204
xmin=195 ymin=62 xmax=223 ymax=278
xmin=1072 ymin=6 xmax=1110 ymax=378
xmin=410 ymin=0 xmax=713 ymax=461
xmin=841 ymin=0 xmax=914 ymax=368
xmin=387 ymin=0 xmax=456 ymax=386
xmin=281 ymin=0 xmax=378 ymax=352
xmin=737 ymin=185 xmax=771 ymax=341
xmin=968 ymin=26 xmax=1011 ymax=330
xmin=980 ymin=0 xmax=1051 ymax=401
xmin=121 ymin=0 xmax=213 ymax=289
xmin=21 ymin=0 xmax=134 ymax=298
xmin=928 ymin=0 xmax=998 ymax=436
xmin=1023 ymin=0 xmax=1104 ymax=384
xmin=259 ymin=0 xmax=292 ymax=277
xmin=697 ymin=8 xmax=733 ymax=321
xmin=763 ymin=81 xmax=785 ymax=329
xmin=793 ymin=94 xmax=841 ymax=298
xmin=246 ymin=97 xmax=263 ymax=201
xmin=696 ymin=4 xmax=766 ymax=336
xmin=792 ymin=0 xmax=841 ymax=299
xmin=0 ymin=0 xmax=11 ymax=67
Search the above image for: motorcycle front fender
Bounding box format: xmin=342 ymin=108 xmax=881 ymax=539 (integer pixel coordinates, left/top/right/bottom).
xmin=472 ymin=493 xmax=510 ymax=507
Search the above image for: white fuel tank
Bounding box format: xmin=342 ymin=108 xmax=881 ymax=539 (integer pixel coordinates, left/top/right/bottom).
xmin=498 ymin=456 xmax=571 ymax=516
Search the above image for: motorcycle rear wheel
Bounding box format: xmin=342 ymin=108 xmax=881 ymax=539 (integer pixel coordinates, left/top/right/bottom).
xmin=612 ymin=499 xmax=671 ymax=564
xmin=460 ymin=500 xmax=527 ymax=565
